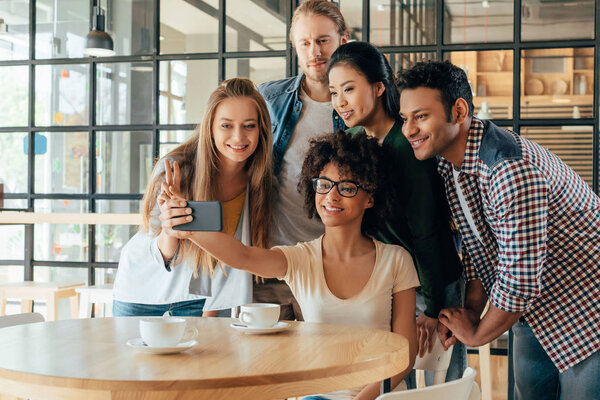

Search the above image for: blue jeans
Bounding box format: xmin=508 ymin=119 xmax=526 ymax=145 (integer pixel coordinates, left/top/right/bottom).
xmin=302 ymin=397 xmax=330 ymax=400
xmin=406 ymin=278 xmax=467 ymax=388
xmin=512 ymin=320 xmax=600 ymax=400
xmin=112 ymin=299 xmax=206 ymax=317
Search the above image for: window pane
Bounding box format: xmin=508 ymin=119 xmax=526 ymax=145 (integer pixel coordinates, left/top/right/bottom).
xmin=35 ymin=64 xmax=89 ymax=126
xmin=370 ymin=0 xmax=435 ymax=46
xmin=340 ymin=1 xmax=362 ymax=41
xmin=0 ymin=65 xmax=28 ymax=127
xmin=95 ymin=201 xmax=140 ymax=264
xmin=225 ymin=57 xmax=285 ymax=85
xmin=35 ymin=0 xmax=89 ymax=59
xmin=0 ymin=132 xmax=28 ymax=193
xmin=106 ymin=0 xmax=154 ymax=56
xmin=96 ymin=131 xmax=153 ymax=194
xmin=159 ymin=130 xmax=194 ymax=158
xmin=95 ymin=267 xmax=117 ymax=285
xmin=0 ymin=225 xmax=24 ymax=259
xmin=522 ymin=0 xmax=594 ymax=41
xmin=159 ymin=60 xmax=218 ymax=124
xmin=446 ymin=50 xmax=514 ymax=119
xmin=96 ymin=62 xmax=153 ymax=125
xmin=386 ymin=52 xmax=436 ymax=73
xmin=34 ymin=199 xmax=88 ymax=262
xmin=0 ymin=0 xmax=29 ymax=60
xmin=1 ymin=198 xmax=27 ymax=209
xmin=226 ymin=0 xmax=287 ymax=52
xmin=0 ymin=265 xmax=24 ymax=285
xmin=160 ymin=0 xmax=218 ymax=54
xmin=520 ymin=126 xmax=594 ymax=189
xmin=444 ymin=0 xmax=513 ymax=44
xmin=34 ymin=132 xmax=89 ymax=194
xmin=521 ymin=48 xmax=594 ymax=120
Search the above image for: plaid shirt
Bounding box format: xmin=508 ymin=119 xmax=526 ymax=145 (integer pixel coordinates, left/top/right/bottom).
xmin=437 ymin=118 xmax=600 ymax=372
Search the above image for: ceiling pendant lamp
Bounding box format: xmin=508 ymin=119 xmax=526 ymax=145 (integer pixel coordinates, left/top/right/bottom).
xmin=83 ymin=1 xmax=115 ymax=57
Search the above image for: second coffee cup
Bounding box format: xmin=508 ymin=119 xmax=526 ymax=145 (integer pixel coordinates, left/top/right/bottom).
xmin=239 ymin=303 xmax=280 ymax=328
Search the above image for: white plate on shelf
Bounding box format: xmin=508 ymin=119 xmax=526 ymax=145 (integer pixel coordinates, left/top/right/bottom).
xmin=230 ymin=321 xmax=291 ymax=335
xmin=126 ymin=338 xmax=197 ymax=354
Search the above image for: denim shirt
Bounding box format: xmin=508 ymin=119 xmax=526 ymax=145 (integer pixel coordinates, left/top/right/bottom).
xmin=258 ymin=73 xmax=346 ymax=176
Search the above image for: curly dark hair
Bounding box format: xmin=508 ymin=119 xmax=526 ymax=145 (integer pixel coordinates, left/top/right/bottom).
xmin=395 ymin=60 xmax=474 ymax=122
xmin=298 ymin=130 xmax=392 ymax=236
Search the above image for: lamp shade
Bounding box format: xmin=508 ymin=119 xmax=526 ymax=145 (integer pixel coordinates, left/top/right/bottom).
xmin=83 ymin=6 xmax=115 ymax=57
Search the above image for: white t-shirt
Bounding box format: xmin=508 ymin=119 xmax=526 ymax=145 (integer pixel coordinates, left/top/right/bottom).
xmin=276 ymin=236 xmax=420 ymax=399
xmin=452 ymin=168 xmax=483 ymax=244
xmin=271 ymin=88 xmax=332 ymax=246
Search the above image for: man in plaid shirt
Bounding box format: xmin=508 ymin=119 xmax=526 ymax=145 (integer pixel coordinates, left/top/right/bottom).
xmin=397 ymin=60 xmax=600 ymax=399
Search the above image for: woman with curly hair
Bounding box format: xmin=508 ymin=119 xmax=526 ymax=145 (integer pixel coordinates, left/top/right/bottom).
xmin=160 ymin=130 xmax=419 ymax=399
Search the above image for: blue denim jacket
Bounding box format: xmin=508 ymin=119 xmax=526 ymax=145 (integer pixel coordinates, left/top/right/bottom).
xmin=258 ymin=73 xmax=346 ymax=176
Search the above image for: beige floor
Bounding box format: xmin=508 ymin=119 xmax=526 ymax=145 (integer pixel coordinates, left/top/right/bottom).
xmin=468 ymin=353 xmax=509 ymax=400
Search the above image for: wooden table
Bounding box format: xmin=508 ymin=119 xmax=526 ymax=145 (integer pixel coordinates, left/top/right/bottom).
xmin=0 ymin=317 xmax=409 ymax=400
xmin=0 ymin=281 xmax=85 ymax=321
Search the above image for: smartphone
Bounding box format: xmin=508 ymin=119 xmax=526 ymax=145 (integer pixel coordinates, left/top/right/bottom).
xmin=173 ymin=201 xmax=223 ymax=232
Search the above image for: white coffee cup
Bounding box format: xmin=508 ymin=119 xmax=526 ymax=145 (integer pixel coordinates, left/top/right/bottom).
xmin=239 ymin=303 xmax=280 ymax=329
xmin=139 ymin=317 xmax=198 ymax=347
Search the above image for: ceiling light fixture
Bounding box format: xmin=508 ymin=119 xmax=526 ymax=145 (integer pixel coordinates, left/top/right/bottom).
xmin=83 ymin=1 xmax=115 ymax=57
xmin=482 ymin=0 xmax=490 ymax=8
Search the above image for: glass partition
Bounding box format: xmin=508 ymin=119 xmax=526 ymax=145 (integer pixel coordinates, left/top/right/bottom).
xmin=0 ymin=0 xmax=29 ymax=60
xmin=226 ymin=0 xmax=287 ymax=52
xmin=160 ymin=0 xmax=219 ymax=54
xmin=225 ymin=57 xmax=286 ymax=84
xmin=521 ymin=48 xmax=594 ymax=119
xmin=159 ymin=60 xmax=218 ymax=125
xmin=522 ymin=0 xmax=594 ymax=41
xmin=446 ymin=50 xmax=514 ymax=119
xmin=370 ymin=0 xmax=436 ymax=46
xmin=35 ymin=64 xmax=89 ymax=126
xmin=0 ymin=65 xmax=29 ymax=127
xmin=34 ymin=131 xmax=89 ymax=194
xmin=444 ymin=0 xmax=513 ymax=44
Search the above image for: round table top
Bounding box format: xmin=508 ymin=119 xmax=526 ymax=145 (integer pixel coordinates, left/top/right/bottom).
xmin=0 ymin=317 xmax=408 ymax=399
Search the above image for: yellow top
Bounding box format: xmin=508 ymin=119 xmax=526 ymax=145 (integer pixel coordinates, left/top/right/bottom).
xmin=221 ymin=190 xmax=246 ymax=236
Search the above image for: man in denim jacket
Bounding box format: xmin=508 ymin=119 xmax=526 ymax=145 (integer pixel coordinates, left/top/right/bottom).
xmin=255 ymin=0 xmax=348 ymax=320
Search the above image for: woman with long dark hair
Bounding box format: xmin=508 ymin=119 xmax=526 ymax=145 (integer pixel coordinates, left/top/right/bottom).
xmin=327 ymin=41 xmax=465 ymax=384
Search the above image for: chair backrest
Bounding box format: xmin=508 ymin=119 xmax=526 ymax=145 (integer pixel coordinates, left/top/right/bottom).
xmin=0 ymin=312 xmax=45 ymax=328
xmin=376 ymin=367 xmax=478 ymax=400
xmin=413 ymin=338 xmax=454 ymax=372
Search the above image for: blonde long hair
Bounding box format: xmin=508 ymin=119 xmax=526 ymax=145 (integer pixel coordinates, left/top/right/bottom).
xmin=141 ymin=78 xmax=273 ymax=276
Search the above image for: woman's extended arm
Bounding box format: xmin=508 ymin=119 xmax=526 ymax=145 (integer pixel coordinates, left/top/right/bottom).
xmin=354 ymin=288 xmax=417 ymax=400
xmin=160 ymin=197 xmax=288 ymax=279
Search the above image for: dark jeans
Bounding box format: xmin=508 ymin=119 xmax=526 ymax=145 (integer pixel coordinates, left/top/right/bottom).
xmin=512 ymin=319 xmax=600 ymax=400
xmin=112 ymin=298 xmax=206 ymax=317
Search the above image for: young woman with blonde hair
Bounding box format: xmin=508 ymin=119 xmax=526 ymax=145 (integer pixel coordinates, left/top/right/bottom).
xmin=112 ymin=78 xmax=272 ymax=316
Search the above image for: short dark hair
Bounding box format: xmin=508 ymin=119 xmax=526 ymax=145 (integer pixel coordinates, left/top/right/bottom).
xmin=396 ymin=60 xmax=474 ymax=122
xmin=327 ymin=41 xmax=400 ymax=122
xmin=298 ymin=130 xmax=392 ymax=236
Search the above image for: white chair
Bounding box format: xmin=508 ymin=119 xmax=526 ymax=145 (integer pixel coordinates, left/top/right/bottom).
xmin=377 ymin=367 xmax=480 ymax=400
xmin=0 ymin=312 xmax=45 ymax=328
xmin=413 ymin=337 xmax=454 ymax=386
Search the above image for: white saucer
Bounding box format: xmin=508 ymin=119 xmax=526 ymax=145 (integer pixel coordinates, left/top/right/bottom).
xmin=126 ymin=338 xmax=197 ymax=354
xmin=230 ymin=321 xmax=291 ymax=335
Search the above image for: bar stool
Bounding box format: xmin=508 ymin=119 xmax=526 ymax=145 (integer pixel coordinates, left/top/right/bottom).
xmin=75 ymin=284 xmax=114 ymax=318
xmin=0 ymin=281 xmax=85 ymax=321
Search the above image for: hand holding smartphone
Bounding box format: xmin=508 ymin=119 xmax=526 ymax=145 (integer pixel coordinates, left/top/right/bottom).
xmin=173 ymin=201 xmax=223 ymax=231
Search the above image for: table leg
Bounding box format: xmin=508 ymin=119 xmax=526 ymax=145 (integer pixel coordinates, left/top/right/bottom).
xmin=380 ymin=378 xmax=391 ymax=394
xmin=46 ymin=296 xmax=59 ymax=321
xmin=0 ymin=295 xmax=6 ymax=316
xmin=70 ymin=293 xmax=80 ymax=319
xmin=20 ymin=300 xmax=33 ymax=314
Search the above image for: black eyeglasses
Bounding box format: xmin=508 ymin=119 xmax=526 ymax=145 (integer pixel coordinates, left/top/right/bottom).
xmin=311 ymin=177 xmax=363 ymax=198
